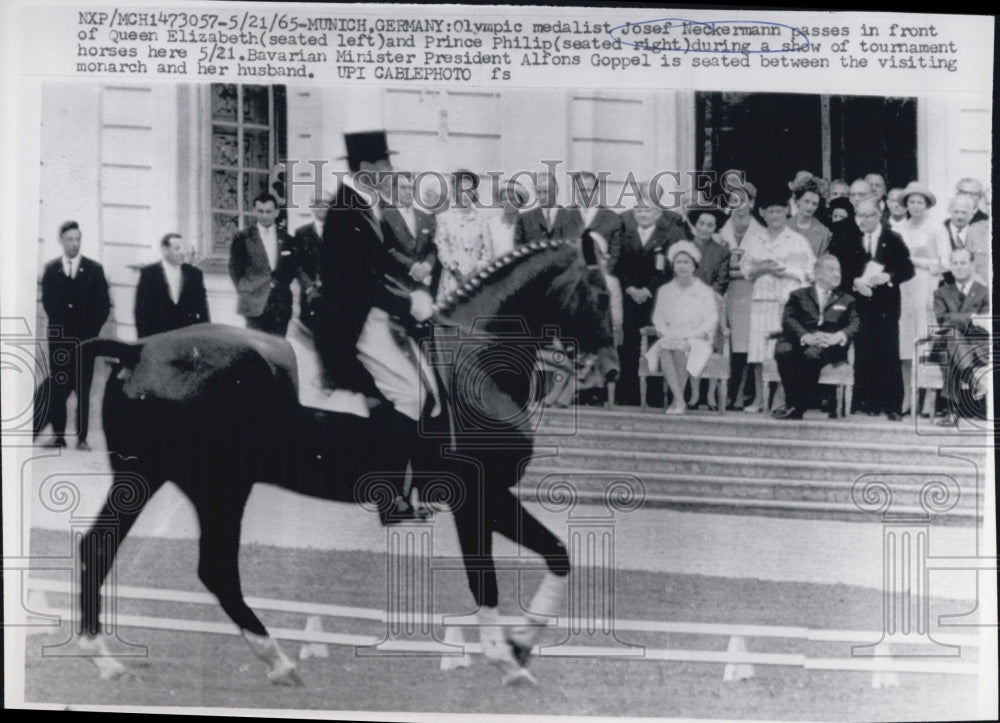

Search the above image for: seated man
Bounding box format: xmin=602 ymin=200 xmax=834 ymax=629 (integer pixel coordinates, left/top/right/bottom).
xmin=773 ymin=255 xmax=860 ymax=420
xmin=933 ymin=248 xmax=990 ymax=426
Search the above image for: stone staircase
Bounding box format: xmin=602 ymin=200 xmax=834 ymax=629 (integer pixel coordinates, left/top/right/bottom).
xmin=519 ymin=407 xmax=990 ymax=523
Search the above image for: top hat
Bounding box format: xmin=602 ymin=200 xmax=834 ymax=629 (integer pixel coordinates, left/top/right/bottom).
xmin=339 ymin=131 xmax=397 ymax=171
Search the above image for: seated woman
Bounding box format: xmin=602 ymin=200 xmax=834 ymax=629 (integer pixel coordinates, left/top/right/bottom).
xmin=644 ymin=241 xmax=720 ymax=415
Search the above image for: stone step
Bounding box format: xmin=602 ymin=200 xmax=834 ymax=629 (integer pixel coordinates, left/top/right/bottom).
xmin=534 ymin=407 xmax=992 ymax=446
xmin=534 ymin=427 xmax=989 ymax=466
xmin=518 ymin=468 xmax=982 ymax=522
xmin=527 ymin=447 xmax=981 ymax=483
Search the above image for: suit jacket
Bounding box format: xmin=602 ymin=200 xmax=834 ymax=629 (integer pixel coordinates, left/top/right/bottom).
xmin=514 ymin=207 xmax=582 ymax=246
xmin=228 ymin=224 xmax=297 ymax=319
xmin=781 ymin=285 xmax=860 ymax=364
xmin=315 ymin=180 xmax=413 ymax=393
xmin=694 ymin=239 xmax=731 ymax=297
xmin=570 ymin=207 xmax=625 ymax=274
xmin=831 ymin=221 xmax=914 ymax=317
xmin=292 ymin=221 xmax=324 ymax=330
xmin=134 ymin=262 xmax=209 ymax=338
xmin=41 ymin=255 xmax=111 ymax=340
xmin=933 ymin=280 xmax=990 ymax=370
xmin=380 ymin=206 xmax=438 ymax=290
xmin=616 ymin=210 xmax=689 ymax=293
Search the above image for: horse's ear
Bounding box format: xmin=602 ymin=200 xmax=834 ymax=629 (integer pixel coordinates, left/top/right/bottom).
xmin=580 ymin=230 xmax=601 ymax=269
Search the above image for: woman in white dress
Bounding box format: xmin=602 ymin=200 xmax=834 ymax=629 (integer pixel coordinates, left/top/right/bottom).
xmin=896 ymin=181 xmax=950 ymax=415
xmin=486 ymin=179 xmax=528 ymax=260
xmin=434 ymin=169 xmax=495 ymax=304
xmin=718 ymin=183 xmax=763 ymax=409
xmin=645 ymin=241 xmax=719 ymax=415
xmin=739 ymin=189 xmax=816 ymax=412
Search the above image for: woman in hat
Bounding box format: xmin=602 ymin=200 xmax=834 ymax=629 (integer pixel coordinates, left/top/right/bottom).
xmin=896 ymin=181 xmax=950 ymax=415
xmin=739 ymin=187 xmax=816 ymax=413
xmin=790 ymin=179 xmax=832 ymax=258
xmin=719 ymin=181 xmax=763 ymax=409
xmin=434 ymin=169 xmax=496 ymax=304
xmin=488 ymin=178 xmax=529 ymax=259
xmin=645 ymin=241 xmax=720 ymax=415
xmin=827 ymin=196 xmax=854 ymax=225
xmin=687 ymin=205 xmax=732 ymax=297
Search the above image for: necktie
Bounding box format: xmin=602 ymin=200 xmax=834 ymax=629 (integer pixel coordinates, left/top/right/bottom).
xmin=545 ymin=208 xmax=552 ymax=229
xmin=65 ymin=260 xmax=72 ymax=278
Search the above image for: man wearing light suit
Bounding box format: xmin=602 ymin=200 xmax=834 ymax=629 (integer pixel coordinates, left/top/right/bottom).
xmin=134 ymin=233 xmax=209 ymax=338
xmin=229 ymin=192 xmax=297 ymax=336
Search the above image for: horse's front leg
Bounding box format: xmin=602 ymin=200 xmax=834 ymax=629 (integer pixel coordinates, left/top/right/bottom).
xmin=77 ymin=457 xmax=162 ymax=679
xmin=193 ymin=479 xmax=302 ymax=687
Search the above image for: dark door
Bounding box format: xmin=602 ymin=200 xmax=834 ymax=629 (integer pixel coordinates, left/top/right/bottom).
xmin=696 ymin=92 xmax=917 ymax=199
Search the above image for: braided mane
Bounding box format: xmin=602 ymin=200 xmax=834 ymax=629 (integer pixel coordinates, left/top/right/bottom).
xmin=433 ymin=238 xmax=577 ymax=316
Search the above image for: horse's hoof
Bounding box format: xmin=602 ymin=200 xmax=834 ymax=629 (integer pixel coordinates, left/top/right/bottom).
xmin=502 ymin=667 xmax=538 ymax=687
xmin=78 ymin=635 xmax=127 ymax=680
xmin=268 ymin=663 xmax=304 ymax=687
xmin=507 ymin=638 xmax=533 ymax=667
xmin=95 ymin=658 xmax=127 ymax=680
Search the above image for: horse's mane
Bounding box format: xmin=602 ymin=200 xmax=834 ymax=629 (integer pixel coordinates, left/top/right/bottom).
xmin=434 ymin=239 xmax=580 ymax=323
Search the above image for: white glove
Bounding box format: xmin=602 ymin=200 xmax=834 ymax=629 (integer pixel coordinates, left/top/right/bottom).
xmin=410 ymin=290 xmax=434 ymax=322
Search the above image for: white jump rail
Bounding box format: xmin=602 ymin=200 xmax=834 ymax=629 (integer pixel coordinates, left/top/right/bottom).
xmin=26 ymin=578 xmax=982 ymax=676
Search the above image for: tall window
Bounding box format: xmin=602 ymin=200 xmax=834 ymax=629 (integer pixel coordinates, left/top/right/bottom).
xmin=208 ymin=84 xmax=287 ymax=257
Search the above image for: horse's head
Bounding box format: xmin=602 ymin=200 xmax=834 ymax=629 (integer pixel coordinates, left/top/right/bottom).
xmin=543 ymin=230 xmax=619 ymax=385
xmin=438 ymin=234 xmax=618 ymax=419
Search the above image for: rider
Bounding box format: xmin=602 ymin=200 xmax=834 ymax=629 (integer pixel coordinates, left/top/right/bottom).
xmin=313 ymin=130 xmax=439 ymax=523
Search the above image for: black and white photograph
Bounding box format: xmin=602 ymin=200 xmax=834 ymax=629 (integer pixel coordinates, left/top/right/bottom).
xmin=2 ymin=3 xmax=996 ymax=721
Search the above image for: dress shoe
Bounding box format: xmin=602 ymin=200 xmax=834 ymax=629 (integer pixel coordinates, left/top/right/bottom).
xmin=42 ymin=436 xmax=67 ymax=449
xmin=772 ymin=406 xmax=804 ymax=420
xmin=886 ymin=412 xmax=902 ymax=421
xmin=76 ymin=440 xmax=92 ymax=452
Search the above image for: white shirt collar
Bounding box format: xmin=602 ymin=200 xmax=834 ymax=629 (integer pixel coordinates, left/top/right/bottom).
xmin=637 ymin=224 xmax=656 ymax=244
xmin=63 ymin=255 xmax=80 ymax=274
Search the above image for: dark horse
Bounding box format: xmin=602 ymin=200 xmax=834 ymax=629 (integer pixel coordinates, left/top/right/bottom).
xmin=73 ymin=234 xmax=618 ymax=684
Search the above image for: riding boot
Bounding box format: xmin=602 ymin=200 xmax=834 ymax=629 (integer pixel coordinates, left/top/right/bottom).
xmin=372 ymin=406 xmax=420 ymax=525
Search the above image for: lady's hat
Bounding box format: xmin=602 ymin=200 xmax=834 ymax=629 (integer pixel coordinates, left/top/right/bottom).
xmin=339 ymin=130 xmax=397 ymax=171
xmin=828 ymin=196 xmax=854 ymax=218
xmin=788 ymin=169 xmax=815 ymax=191
xmin=667 ymin=240 xmax=702 ymax=266
xmin=898 ymin=181 xmax=937 ymax=208
xmin=686 ymin=204 xmax=728 ymax=231
xmin=755 ymin=184 xmax=791 ymax=210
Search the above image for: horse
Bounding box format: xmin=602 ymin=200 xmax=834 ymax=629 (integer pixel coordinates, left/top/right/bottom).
xmin=71 ymin=232 xmax=618 ymax=685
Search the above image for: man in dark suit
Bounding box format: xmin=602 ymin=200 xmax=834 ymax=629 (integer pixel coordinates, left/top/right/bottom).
xmin=614 ymin=184 xmax=689 ymax=406
xmin=228 ymin=192 xmax=297 ymax=336
xmin=316 ymin=130 xmax=437 ymax=523
xmin=569 ymin=171 xmax=624 ymax=272
xmin=380 ymin=171 xmax=438 ymax=293
xmin=35 ymin=221 xmax=111 ymax=450
xmin=850 ymin=199 xmax=915 ymax=420
xmin=773 ymin=255 xmax=860 ymax=420
xmin=291 ymin=191 xmax=327 ymax=332
xmin=932 ymin=247 xmax=990 ymax=426
xmin=514 ymin=171 xmax=581 ymax=245
xmin=134 ymin=233 xmax=209 ymax=338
